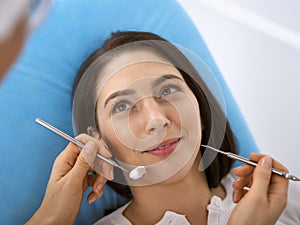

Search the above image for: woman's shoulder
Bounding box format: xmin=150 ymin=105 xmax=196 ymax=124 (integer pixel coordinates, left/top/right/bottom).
xmin=93 ymin=202 xmax=132 ymax=225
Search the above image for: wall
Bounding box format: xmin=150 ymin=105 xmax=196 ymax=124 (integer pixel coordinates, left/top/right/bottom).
xmin=178 ymin=0 xmax=300 ymax=174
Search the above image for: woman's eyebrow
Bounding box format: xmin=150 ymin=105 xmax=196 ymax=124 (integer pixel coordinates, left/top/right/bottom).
xmin=104 ymin=89 xmax=135 ymax=108
xmin=104 ymin=74 xmax=183 ymax=108
xmin=152 ymin=74 xmax=183 ymax=87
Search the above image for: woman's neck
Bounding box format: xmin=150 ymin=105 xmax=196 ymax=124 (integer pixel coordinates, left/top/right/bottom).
xmin=124 ymin=162 xmax=225 ymax=225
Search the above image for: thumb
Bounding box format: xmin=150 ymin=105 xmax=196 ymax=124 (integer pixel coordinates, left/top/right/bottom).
xmin=251 ymin=156 xmax=272 ymax=195
xmin=70 ymin=141 xmax=98 ymax=179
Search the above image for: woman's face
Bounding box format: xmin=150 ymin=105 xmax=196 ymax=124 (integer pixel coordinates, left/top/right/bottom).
xmin=96 ymin=50 xmax=202 ymax=183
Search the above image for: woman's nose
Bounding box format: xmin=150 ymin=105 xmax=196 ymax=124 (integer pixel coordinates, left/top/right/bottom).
xmin=147 ymin=117 xmax=169 ymax=133
xmin=141 ymin=97 xmax=171 ymax=134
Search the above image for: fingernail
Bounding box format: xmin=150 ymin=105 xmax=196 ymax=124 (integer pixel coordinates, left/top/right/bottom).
xmin=232 ymin=178 xmax=240 ymax=188
xmin=83 ymin=142 xmax=96 ymax=155
xmin=261 ymin=156 xmax=272 ymax=169
xmin=109 ymin=169 xmax=114 ymax=180
xmin=96 ymin=184 xmax=103 ymax=194
xmin=88 ymin=195 xmax=97 ymax=204
xmin=233 ymin=190 xmax=238 ymax=203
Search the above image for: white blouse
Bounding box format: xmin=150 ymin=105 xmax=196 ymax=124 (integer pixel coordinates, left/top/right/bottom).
xmin=94 ymin=172 xmax=300 ymax=225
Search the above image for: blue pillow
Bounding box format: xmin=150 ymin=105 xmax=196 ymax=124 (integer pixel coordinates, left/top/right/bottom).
xmin=0 ymin=0 xmax=259 ymax=224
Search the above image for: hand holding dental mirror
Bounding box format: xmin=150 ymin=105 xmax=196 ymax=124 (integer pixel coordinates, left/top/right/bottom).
xmin=35 ymin=118 xmax=146 ymax=181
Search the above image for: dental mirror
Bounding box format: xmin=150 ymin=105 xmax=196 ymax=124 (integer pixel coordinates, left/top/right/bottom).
xmin=35 ymin=118 xmax=146 ymax=180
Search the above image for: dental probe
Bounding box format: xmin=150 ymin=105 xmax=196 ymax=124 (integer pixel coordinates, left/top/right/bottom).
xmin=35 ymin=118 xmax=146 ymax=180
xmin=201 ymin=145 xmax=300 ymax=181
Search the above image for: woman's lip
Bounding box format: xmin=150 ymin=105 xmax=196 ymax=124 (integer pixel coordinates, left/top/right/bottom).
xmin=145 ymin=138 xmax=181 ymax=156
xmin=147 ymin=138 xmax=180 ymax=151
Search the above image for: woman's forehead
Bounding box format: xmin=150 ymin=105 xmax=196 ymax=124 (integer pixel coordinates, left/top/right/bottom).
xmin=97 ymin=60 xmax=183 ymax=103
xmin=105 ymin=61 xmax=181 ymax=86
xmin=103 ymin=49 xmax=171 ymax=77
xmin=94 ymin=49 xmax=172 ymax=96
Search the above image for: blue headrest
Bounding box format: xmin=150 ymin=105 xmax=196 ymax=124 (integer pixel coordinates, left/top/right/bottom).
xmin=0 ymin=0 xmax=259 ymax=224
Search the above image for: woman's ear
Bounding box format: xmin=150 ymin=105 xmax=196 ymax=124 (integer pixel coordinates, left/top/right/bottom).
xmin=87 ymin=126 xmax=100 ymax=139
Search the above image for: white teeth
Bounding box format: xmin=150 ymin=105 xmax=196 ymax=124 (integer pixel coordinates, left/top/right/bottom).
xmin=149 ymin=138 xmax=180 ymax=152
xmin=157 ymin=143 xmax=171 ymax=150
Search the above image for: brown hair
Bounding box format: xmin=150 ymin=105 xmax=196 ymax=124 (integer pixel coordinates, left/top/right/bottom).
xmin=73 ymin=31 xmax=237 ymax=197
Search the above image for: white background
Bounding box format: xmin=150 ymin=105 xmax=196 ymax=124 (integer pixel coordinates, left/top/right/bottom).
xmin=178 ymin=0 xmax=300 ymax=174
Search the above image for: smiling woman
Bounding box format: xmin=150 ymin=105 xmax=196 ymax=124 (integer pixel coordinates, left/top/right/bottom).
xmin=69 ymin=31 xmax=300 ymax=225
xmin=2 ymin=0 xmax=295 ymax=224
xmin=96 ymin=61 xmax=202 ymax=186
xmin=72 ymin=31 xmax=238 ymax=224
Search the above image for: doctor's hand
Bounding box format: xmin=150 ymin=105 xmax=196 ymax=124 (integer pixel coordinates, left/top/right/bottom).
xmin=25 ymin=134 xmax=113 ymax=225
xmin=228 ymin=154 xmax=289 ymax=225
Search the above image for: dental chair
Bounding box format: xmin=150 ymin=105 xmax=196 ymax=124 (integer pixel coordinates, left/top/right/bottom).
xmin=0 ymin=0 xmax=259 ymax=224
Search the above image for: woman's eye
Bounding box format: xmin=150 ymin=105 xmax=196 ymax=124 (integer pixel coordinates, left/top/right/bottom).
xmin=112 ymin=101 xmax=132 ymax=113
xmin=160 ymin=85 xmax=180 ymax=97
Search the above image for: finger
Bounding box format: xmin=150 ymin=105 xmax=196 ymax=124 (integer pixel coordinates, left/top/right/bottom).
xmin=77 ymin=134 xmax=114 ymax=180
xmin=253 ymin=155 xmax=289 ymax=215
xmin=233 ymin=177 xmax=252 ymax=190
xmin=249 ymin=153 xmax=266 ymax=161
xmin=233 ymin=164 xmax=254 ymax=177
xmin=52 ymin=138 xmax=101 ymax=178
xmin=93 ymin=157 xmax=114 ymax=181
xmin=76 ymin=134 xmax=112 ymax=158
xmin=250 ymin=156 xmax=272 ymax=197
xmin=250 ymin=153 xmax=288 ymax=173
xmin=250 ymin=153 xmax=289 ymax=198
xmin=87 ymin=187 xmax=105 ymax=204
xmin=51 ymin=142 xmax=80 ymax=178
xmin=265 ymin=158 xmax=289 ymax=206
xmin=69 ymin=141 xmax=98 ymax=180
xmin=59 ymin=134 xmax=103 ymax=164
xmin=87 ymin=191 xmax=98 ymax=204
xmin=233 ymin=153 xmax=266 ymax=177
xmin=92 ymin=175 xmax=107 ymax=194
xmin=232 ymin=188 xmax=245 ymax=203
